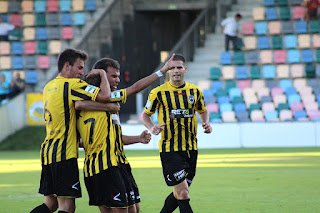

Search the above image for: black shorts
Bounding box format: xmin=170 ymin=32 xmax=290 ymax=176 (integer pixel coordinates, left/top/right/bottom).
xmin=160 ymin=150 xmax=198 ymax=186
xmin=39 ymin=158 xmax=82 ymax=198
xmin=119 ymin=163 xmax=140 ymax=206
xmin=84 ymin=166 xmax=129 ymax=208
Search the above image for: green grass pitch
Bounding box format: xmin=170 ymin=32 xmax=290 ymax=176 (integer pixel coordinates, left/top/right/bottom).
xmin=1 ymin=147 xmax=320 ymax=213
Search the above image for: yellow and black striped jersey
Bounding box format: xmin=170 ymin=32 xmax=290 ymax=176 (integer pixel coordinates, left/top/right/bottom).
xmin=41 ymin=77 xmax=100 ymax=165
xmin=77 ymin=88 xmax=128 ymax=177
xmin=112 ymin=116 xmax=129 ymax=165
xmin=144 ymin=81 xmax=207 ymax=153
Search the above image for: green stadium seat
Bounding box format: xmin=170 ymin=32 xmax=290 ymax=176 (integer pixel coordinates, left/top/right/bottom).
xmin=277 ymin=103 xmax=290 ymax=112
xmin=305 ymin=64 xmax=316 ymax=78
xmin=310 ymin=20 xmax=320 ymax=33
xmin=277 ymin=0 xmax=288 ymax=6
xmin=250 ymin=66 xmax=261 ymax=79
xmin=37 ymin=41 xmax=48 ymax=55
xmin=279 ymin=7 xmax=291 ymax=20
xmin=249 ymin=103 xmax=261 ymax=113
xmin=209 ymin=67 xmax=222 ymax=80
xmin=36 ymin=13 xmax=46 ymax=26
xmin=233 ymin=51 xmax=245 ymax=65
xmin=272 ymin=36 xmax=283 ymax=49
xmin=8 ymin=29 xmax=23 ymax=40
xmin=225 ymin=80 xmax=237 ymax=90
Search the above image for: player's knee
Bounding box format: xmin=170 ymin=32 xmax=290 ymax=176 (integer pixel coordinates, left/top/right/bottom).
xmin=174 ymin=189 xmax=189 ymax=200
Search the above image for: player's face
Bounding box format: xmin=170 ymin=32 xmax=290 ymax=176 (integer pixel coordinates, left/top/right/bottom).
xmin=68 ymin=58 xmax=85 ymax=78
xmin=168 ymin=60 xmax=187 ymax=84
xmin=106 ymin=67 xmax=120 ymax=91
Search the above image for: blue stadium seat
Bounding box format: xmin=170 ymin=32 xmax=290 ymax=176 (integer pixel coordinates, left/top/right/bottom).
xmin=47 ymin=27 xmax=61 ymax=40
xmin=36 ymin=28 xmax=48 ymax=40
xmin=265 ymin=110 xmax=279 ymax=121
xmin=217 ymin=96 xmax=230 ymax=104
xmin=257 ymin=36 xmax=270 ymax=49
xmin=229 ymin=87 xmax=242 ymax=100
xmin=301 ymin=49 xmax=313 ymax=63
xmin=0 ymin=14 xmax=8 ymax=22
xmin=46 ymin=13 xmax=60 ymax=26
xmin=221 ymin=51 xmax=232 ymax=65
xmin=281 ymin=21 xmax=294 ymax=34
xmin=288 ymin=94 xmax=301 ymax=106
xmin=12 ymin=56 xmax=23 ymax=69
xmin=203 ymin=89 xmax=214 ymax=99
xmin=279 ymin=79 xmax=293 ymax=91
xmin=25 ymin=70 xmax=38 ymax=84
xmin=211 ymin=80 xmax=223 ymax=93
xmin=34 ymin=0 xmax=47 ymax=13
xmin=260 ymin=96 xmax=273 ymax=104
xmin=61 ymin=13 xmax=72 ymax=26
xmin=266 ymin=7 xmax=278 ymax=20
xmin=262 ymin=65 xmax=276 ymax=79
xmin=236 ymin=66 xmax=248 ymax=79
xmin=11 ymin=42 xmax=23 ymax=55
xmin=294 ymin=110 xmax=307 ymax=120
xmin=234 ymin=103 xmax=246 ymax=112
xmin=284 ymin=35 xmax=297 ymax=48
xmin=287 ymin=50 xmax=300 ymax=63
xmin=245 ymin=51 xmax=259 ymax=64
xmin=59 ymin=0 xmax=72 ymax=12
xmin=295 ymin=20 xmax=307 ymax=34
xmin=73 ymin=12 xmax=86 ymax=26
xmin=255 ymin=21 xmax=268 ymax=35
xmin=264 ymin=0 xmax=275 ymax=6
xmin=219 ymin=103 xmax=233 ymax=113
xmin=284 ymin=87 xmax=297 ymax=96
xmin=24 ymin=56 xmax=37 ymax=69
xmin=85 ymin=0 xmax=97 ymax=11
xmin=236 ymin=111 xmax=251 ymax=122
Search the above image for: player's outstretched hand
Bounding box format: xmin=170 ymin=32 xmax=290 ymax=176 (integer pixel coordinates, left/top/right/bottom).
xmin=151 ymin=124 xmax=166 ymax=135
xmin=160 ymin=53 xmax=175 ymax=73
xmin=139 ymin=130 xmax=152 ymax=144
xmin=202 ymin=122 xmax=212 ymax=134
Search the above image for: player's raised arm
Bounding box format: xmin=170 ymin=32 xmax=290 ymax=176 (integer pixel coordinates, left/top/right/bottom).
xmin=75 ymin=101 xmax=120 ymax=114
xmin=88 ymin=69 xmax=111 ymax=102
xmin=126 ymin=54 xmax=176 ymax=98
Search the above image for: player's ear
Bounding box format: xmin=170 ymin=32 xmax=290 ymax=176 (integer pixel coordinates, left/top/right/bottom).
xmin=184 ymin=66 xmax=188 ymax=72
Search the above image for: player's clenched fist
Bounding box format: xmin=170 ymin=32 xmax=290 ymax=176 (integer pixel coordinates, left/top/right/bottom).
xmin=139 ymin=130 xmax=152 ymax=144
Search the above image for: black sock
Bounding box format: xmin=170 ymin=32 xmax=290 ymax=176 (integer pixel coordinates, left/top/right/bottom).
xmin=30 ymin=203 xmax=51 ymax=213
xmin=160 ymin=192 xmax=178 ymax=213
xmin=177 ymin=199 xmax=193 ymax=213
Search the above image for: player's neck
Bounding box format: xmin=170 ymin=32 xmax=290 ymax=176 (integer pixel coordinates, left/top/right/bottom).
xmin=169 ymin=80 xmax=185 ymax=87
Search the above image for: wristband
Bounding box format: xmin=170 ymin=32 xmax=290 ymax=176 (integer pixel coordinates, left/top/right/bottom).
xmin=155 ymin=70 xmax=163 ymax=77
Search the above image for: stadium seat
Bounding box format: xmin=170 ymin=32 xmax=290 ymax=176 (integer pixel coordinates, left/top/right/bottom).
xmin=238 ymin=80 xmax=251 ymax=91
xmin=292 ymin=6 xmax=305 ymax=19
xmin=268 ymin=21 xmax=281 ymax=35
xmin=25 ymin=70 xmax=38 ymax=84
xmin=266 ymin=7 xmax=278 ymax=20
xmin=271 ymin=87 xmax=284 ymax=97
xmin=291 ymin=64 xmax=304 ymax=78
xmin=209 ymin=112 xmax=222 ymax=123
xmin=60 ymin=0 xmax=72 ymax=12
xmin=287 ymin=50 xmax=300 ymax=63
xmin=0 ymin=56 xmax=11 ymax=69
xmin=211 ymin=81 xmax=223 ymax=93
xmin=274 ymin=50 xmax=286 ymax=64
xmin=233 ymin=96 xmax=244 ymax=104
xmin=297 ymin=34 xmax=311 ymax=48
xmin=316 ymin=49 xmax=320 ymax=63
xmin=313 ymin=35 xmax=320 ymax=48
xmin=305 ymin=64 xmax=316 ymax=78
xmin=288 ymin=94 xmax=301 ymax=107
xmin=206 ymin=103 xmax=219 ymax=113
xmin=273 ymin=94 xmax=287 ymax=107
xmin=249 ymin=103 xmax=261 ymax=113
xmin=245 ymin=51 xmax=259 ymax=64
xmin=62 ymin=27 xmax=74 ymax=40
xmin=278 ymin=0 xmax=288 ymax=6
xmin=24 ymin=41 xmax=36 ymax=55
xmin=279 ymin=109 xmax=293 ymax=121
xmin=221 ymin=52 xmax=232 ymax=65
xmin=282 ymin=21 xmax=295 ymax=34
xmin=242 ymin=22 xmax=254 ymax=35
xmin=291 ymin=102 xmax=304 ymax=114
xmin=299 ymin=86 xmax=313 ymax=96
xmin=293 ymin=78 xmax=307 ymax=90
xmin=72 ymin=0 xmax=84 ymax=11
xmin=24 ymin=56 xmax=37 ymax=69
xmin=36 ymin=28 xmax=48 ymax=40
xmin=209 ymin=67 xmax=222 ymax=80
xmin=10 ymin=14 xmax=21 ymax=27
xmin=49 ymin=40 xmax=62 ymax=54
xmin=85 ymin=0 xmax=97 ymax=12
xmin=47 ymin=27 xmax=61 ymax=40
xmin=37 ymin=41 xmax=48 ymax=55
xmin=250 ymin=66 xmax=261 ymax=79
xmin=12 ymin=56 xmax=23 ymax=69
xmin=218 ymin=96 xmax=230 ymax=104
xmin=250 ymin=110 xmax=265 ymax=122
xmin=257 ymin=36 xmax=270 ymax=49
xmin=225 ymin=80 xmax=237 ymax=90
xmin=36 ymin=13 xmax=46 ymax=26
xmin=279 ymin=79 xmax=293 ymax=91
xmin=34 ymin=0 xmax=47 ymax=13
xmin=276 ymin=64 xmax=289 ymax=78
xmin=0 ymin=1 xmax=8 ymax=14
xmin=222 ymin=111 xmax=237 ymax=122
xmin=236 ymin=111 xmax=251 ymax=122
xmin=38 ymin=55 xmax=50 ymax=69
xmin=233 ymin=51 xmax=245 ymax=65
xmin=285 ymin=87 xmax=298 ymax=96
xmin=229 ymin=87 xmax=242 ymax=100
xmin=264 ymin=0 xmax=275 ymax=6
xmin=73 ymin=12 xmax=86 ymax=26
xmin=262 ymin=102 xmax=276 ymax=114
xmin=262 ymin=65 xmax=276 ymax=79
xmin=279 ymin=7 xmax=291 ymax=20
xmin=8 ymin=1 xmax=22 ymax=13
xmin=266 ymin=80 xmax=278 ymax=90
xmin=46 ymin=13 xmax=60 ymax=26
xmin=203 ymin=89 xmax=214 ymax=100
xmin=61 ymin=13 xmax=73 ymax=26
xmin=22 ymin=14 xmax=35 ymax=27
xmin=271 ymin=36 xmax=283 ymax=49
xmin=222 ymin=66 xmax=235 ymax=79
xmin=234 ymin=102 xmax=246 ymax=113
xmin=23 ymin=27 xmax=36 ymax=41
xmin=243 ymin=36 xmax=257 ymax=50
xmin=253 ymin=7 xmax=265 ymax=21
xmin=295 ymin=20 xmax=307 ymax=34
xmin=47 ymin=0 xmax=59 ymax=12
xmin=284 ymin=35 xmax=297 ymax=49
xmin=278 ymin=103 xmax=290 ymax=111
xmin=11 ymin=42 xmax=23 ymax=55
xmin=0 ymin=42 xmax=10 ymax=55
xmin=301 ymin=49 xmax=313 ymax=63
xmin=260 ymin=95 xmax=272 ymax=103
xmin=198 ymin=80 xmax=211 ymax=91
xmin=22 ymin=0 xmax=34 ymax=13
xmin=219 ymin=103 xmax=233 ymax=113
xmin=308 ymin=110 xmax=320 ymax=121
xmin=255 ymin=21 xmax=268 ymax=35
xmin=8 ymin=28 xmax=23 ymax=40
xmin=294 ymin=110 xmax=308 ymax=121
xmin=309 ymin=20 xmax=320 ymax=33
xmin=216 ymin=89 xmax=228 ymax=98
xmin=243 ymin=87 xmax=256 ymax=98
xmin=265 ymin=110 xmax=279 ymax=122
xmin=252 ymin=79 xmax=266 ymax=90
xmin=260 ymin=50 xmax=273 ymax=64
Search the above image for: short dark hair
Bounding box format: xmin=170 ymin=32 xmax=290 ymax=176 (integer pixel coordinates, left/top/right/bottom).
xmin=235 ymin=13 xmax=242 ymax=19
xmin=172 ymin=54 xmax=185 ymax=63
xmin=57 ymin=48 xmax=88 ymax=72
xmin=84 ymin=74 xmax=101 ymax=87
xmin=92 ymin=58 xmax=120 ymax=73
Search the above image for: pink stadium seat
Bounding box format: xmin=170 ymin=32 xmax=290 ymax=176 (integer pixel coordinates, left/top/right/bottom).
xmin=279 ymin=109 xmax=293 ymax=121
xmin=260 ymin=50 xmax=273 ymax=64
xmin=238 ymin=80 xmax=251 ymax=91
xmin=301 ymin=94 xmax=316 ymax=104
xmin=222 ymin=111 xmax=237 ymax=122
xmin=24 ymin=41 xmax=36 ymax=54
xmin=290 ymin=64 xmax=304 ymax=78
xmin=22 ymin=0 xmax=34 ymax=12
xmin=10 ymin=14 xmax=21 ymax=26
xmin=291 ymin=102 xmax=304 ymax=113
xmin=268 ymin=21 xmax=281 ymax=35
xmin=206 ymin=103 xmax=219 ymax=113
xmin=47 ymin=0 xmax=59 ymax=12
xmin=0 ymin=42 xmax=10 ymax=55
xmin=308 ymin=110 xmax=320 ymax=120
xmin=312 ymin=34 xmax=320 ymax=48
xmin=271 ymin=87 xmax=284 ymax=97
xmin=250 ymin=110 xmax=265 ymax=122
xmin=262 ymin=102 xmax=275 ymax=114
xmin=274 ymin=50 xmax=286 ymax=64
xmin=273 ymin=94 xmax=287 ymax=107
xmin=305 ymin=102 xmax=318 ymax=112
xmin=256 ymin=87 xmax=270 ymax=99
xmin=242 ymin=22 xmax=254 ymax=35
xmin=62 ymin=27 xmax=74 ymax=40
xmin=38 ymin=55 xmax=50 ymax=69
xmin=292 ymin=6 xmax=305 ymax=20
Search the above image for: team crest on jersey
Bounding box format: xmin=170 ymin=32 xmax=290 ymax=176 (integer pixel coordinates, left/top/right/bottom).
xmin=85 ymin=85 xmax=97 ymax=94
xmin=111 ymin=90 xmax=121 ymax=99
xmin=188 ymin=95 xmax=195 ymax=104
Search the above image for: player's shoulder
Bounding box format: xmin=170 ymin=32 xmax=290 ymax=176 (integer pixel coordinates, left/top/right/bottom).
xmin=185 ymin=81 xmax=201 ymax=90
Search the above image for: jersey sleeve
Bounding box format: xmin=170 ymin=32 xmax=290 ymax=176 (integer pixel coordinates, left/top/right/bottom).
xmin=70 ymin=79 xmax=100 ymax=101
xmin=109 ymin=89 xmax=127 ymax=103
xmin=194 ymin=88 xmax=207 ymax=114
xmin=144 ymin=89 xmax=159 ymax=115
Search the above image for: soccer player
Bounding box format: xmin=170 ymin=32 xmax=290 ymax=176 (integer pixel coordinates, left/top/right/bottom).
xmin=30 ymin=48 xmax=111 ymax=213
xmin=140 ymin=54 xmax=212 ymax=213
xmin=75 ymin=56 xmax=175 ymax=213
